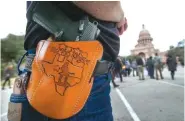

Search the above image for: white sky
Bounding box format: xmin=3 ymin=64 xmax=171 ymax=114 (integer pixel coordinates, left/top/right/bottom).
xmin=0 ymin=0 xmax=185 ymax=56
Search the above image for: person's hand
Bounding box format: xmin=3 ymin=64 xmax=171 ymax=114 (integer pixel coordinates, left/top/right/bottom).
xmin=117 ymin=17 xmax=128 ymax=35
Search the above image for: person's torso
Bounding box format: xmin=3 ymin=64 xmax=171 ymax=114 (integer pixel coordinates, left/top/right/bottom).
xmin=125 ymin=61 xmax=130 ymax=68
xmin=132 ymin=61 xmax=137 ymax=68
xmin=137 ymin=58 xmax=144 ymax=65
xmin=167 ymin=58 xmax=177 ymax=67
xmin=72 ymin=1 xmax=123 ymax=22
xmin=142 ymin=58 xmax=146 ymax=65
xmin=4 ymin=68 xmax=12 ymax=77
xmin=25 ymin=1 xmax=120 ymax=62
xmin=147 ymin=59 xmax=154 ymax=67
xmin=114 ymin=59 xmax=122 ymax=69
xmin=154 ymin=56 xmax=161 ymax=65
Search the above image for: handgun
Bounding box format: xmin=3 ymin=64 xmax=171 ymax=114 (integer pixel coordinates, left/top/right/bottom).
xmin=27 ymin=2 xmax=100 ymax=41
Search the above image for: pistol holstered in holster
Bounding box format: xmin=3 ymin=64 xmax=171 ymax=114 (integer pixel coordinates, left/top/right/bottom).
xmin=26 ymin=2 xmax=100 ymax=41
xmin=9 ymin=1 xmax=112 ymax=120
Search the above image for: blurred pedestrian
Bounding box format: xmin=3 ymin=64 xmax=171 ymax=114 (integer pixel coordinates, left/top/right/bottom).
xmin=131 ymin=59 xmax=138 ymax=77
xmin=2 ymin=65 xmax=14 ymax=90
xmin=154 ymin=53 xmax=164 ymax=80
xmin=146 ymin=58 xmax=150 ymax=76
xmin=125 ymin=59 xmax=131 ymax=76
xmin=121 ymin=58 xmax=127 ymax=77
xmin=146 ymin=56 xmax=155 ymax=79
xmin=166 ymin=55 xmax=177 ymax=80
xmin=111 ymin=66 xmax=120 ymax=88
xmin=136 ymin=55 xmax=145 ymax=80
xmin=112 ymin=57 xmax=124 ymax=84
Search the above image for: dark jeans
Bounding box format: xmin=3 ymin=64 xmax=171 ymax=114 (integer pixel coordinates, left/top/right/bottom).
xmin=148 ymin=67 xmax=154 ymax=78
xmin=114 ymin=69 xmax=123 ymax=82
xmin=110 ymin=70 xmax=118 ymax=87
xmin=125 ymin=68 xmax=131 ymax=76
xmin=10 ymin=73 xmax=113 ymax=121
xmin=171 ymin=70 xmax=175 ymax=80
xmin=111 ymin=68 xmax=123 ymax=87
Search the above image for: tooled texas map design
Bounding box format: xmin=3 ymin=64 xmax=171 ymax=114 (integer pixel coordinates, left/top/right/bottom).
xmin=41 ymin=44 xmax=90 ymax=96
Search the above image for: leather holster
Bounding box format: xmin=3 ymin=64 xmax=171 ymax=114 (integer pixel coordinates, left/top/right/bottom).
xmin=26 ymin=40 xmax=103 ymax=119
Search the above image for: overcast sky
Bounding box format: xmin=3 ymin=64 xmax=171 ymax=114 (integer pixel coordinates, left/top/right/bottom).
xmin=0 ymin=0 xmax=184 ymax=56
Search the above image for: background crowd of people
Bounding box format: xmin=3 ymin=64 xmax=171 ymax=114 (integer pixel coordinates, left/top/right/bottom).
xmin=111 ymin=53 xmax=179 ymax=88
xmin=1 ymin=53 xmax=179 ymax=89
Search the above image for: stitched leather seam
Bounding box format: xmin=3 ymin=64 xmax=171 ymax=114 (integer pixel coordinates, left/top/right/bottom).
xmin=29 ymin=41 xmax=45 ymax=102
xmin=72 ymin=43 xmax=102 ymax=115
xmin=72 ymin=52 xmax=95 ymax=115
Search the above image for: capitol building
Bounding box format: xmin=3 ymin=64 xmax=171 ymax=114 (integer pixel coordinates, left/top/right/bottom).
xmin=131 ymin=24 xmax=162 ymax=59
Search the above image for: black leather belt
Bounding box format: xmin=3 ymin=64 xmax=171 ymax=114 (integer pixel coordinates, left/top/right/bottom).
xmin=88 ymin=16 xmax=117 ymax=28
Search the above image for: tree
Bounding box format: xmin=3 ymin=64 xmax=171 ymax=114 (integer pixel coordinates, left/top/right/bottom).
xmin=1 ymin=34 xmax=25 ymax=63
xmin=167 ymin=46 xmax=184 ymax=66
xmin=126 ymin=55 xmax=137 ymax=61
xmin=169 ymin=45 xmax=174 ymax=50
xmin=1 ymin=34 xmax=25 ymax=79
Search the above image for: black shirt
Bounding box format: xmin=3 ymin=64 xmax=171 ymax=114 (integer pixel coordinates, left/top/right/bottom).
xmin=136 ymin=57 xmax=144 ymax=66
xmin=25 ymin=1 xmax=120 ymax=62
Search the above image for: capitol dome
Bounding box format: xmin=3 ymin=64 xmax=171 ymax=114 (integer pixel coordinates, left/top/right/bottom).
xmin=138 ymin=24 xmax=153 ymax=41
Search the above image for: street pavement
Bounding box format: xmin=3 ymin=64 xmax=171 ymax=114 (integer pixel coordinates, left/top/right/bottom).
xmin=1 ymin=66 xmax=184 ymax=121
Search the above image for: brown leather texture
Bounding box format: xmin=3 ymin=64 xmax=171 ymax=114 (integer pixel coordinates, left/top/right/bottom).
xmin=27 ymin=40 xmax=103 ymax=119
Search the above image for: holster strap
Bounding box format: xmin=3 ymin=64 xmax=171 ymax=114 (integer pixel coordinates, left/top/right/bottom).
xmin=93 ymin=61 xmax=113 ymax=76
xmin=25 ymin=54 xmax=35 ymax=72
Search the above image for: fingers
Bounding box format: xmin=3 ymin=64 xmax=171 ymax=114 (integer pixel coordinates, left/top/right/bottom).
xmin=117 ymin=17 xmax=128 ymax=35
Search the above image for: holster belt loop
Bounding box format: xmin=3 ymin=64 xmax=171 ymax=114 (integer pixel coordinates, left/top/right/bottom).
xmin=93 ymin=61 xmax=113 ymax=77
xmin=17 ymin=49 xmax=36 ymax=75
xmin=25 ymin=54 xmax=35 ymax=72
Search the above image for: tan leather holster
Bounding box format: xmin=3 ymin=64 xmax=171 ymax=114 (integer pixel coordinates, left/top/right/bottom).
xmin=26 ymin=40 xmax=103 ymax=119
